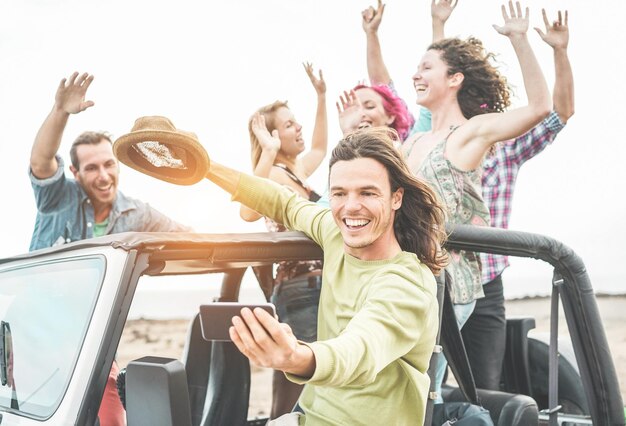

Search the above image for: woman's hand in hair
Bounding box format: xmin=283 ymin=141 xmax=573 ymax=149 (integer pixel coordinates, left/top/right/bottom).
xmin=303 ymin=62 xmax=326 ymax=97
xmin=250 ymin=112 xmax=281 ymax=154
xmin=493 ymin=0 xmax=529 ymax=39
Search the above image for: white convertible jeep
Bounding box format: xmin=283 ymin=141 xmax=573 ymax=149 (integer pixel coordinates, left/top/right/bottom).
xmin=0 ymin=226 xmax=623 ymax=425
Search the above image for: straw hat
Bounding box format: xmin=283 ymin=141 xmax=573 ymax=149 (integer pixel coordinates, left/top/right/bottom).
xmin=113 ymin=116 xmax=209 ymax=185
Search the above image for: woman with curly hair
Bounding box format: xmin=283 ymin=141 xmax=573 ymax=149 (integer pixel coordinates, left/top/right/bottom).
xmin=403 ymin=0 xmax=551 ymax=401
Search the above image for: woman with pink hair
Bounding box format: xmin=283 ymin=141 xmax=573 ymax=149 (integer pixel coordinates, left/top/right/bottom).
xmin=335 ymin=0 xmax=435 ymax=142
xmin=337 ymin=83 xmax=415 ymax=142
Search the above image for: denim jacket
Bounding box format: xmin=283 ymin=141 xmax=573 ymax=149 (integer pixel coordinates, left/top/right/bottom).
xmin=29 ymin=156 xmax=191 ymax=251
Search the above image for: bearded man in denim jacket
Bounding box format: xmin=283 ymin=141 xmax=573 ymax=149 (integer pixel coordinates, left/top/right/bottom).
xmin=28 ymin=72 xmax=190 ymax=426
xmin=29 ymin=72 xmax=190 ymax=251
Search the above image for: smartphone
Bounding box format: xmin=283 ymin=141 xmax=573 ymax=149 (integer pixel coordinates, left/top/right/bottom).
xmin=198 ymin=302 xmax=276 ymax=341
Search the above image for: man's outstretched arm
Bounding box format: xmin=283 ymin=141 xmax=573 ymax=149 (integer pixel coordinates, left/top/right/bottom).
xmin=30 ymin=72 xmax=95 ymax=179
xmin=205 ymin=162 xmax=242 ymax=196
xmin=205 ymin=164 xmax=319 ymax=377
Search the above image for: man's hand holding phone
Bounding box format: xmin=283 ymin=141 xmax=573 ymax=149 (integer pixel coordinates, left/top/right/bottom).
xmin=230 ymin=307 xmax=316 ymax=379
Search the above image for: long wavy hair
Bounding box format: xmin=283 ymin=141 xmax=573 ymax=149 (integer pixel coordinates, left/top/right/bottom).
xmin=429 ymin=37 xmax=511 ymax=119
xmin=329 ymin=127 xmax=448 ymax=274
xmin=353 ymin=84 xmax=415 ymax=141
xmin=249 ymin=100 xmax=289 ymax=169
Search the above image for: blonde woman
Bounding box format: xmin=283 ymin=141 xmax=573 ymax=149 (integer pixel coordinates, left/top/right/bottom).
xmin=240 ymin=62 xmax=327 ymax=419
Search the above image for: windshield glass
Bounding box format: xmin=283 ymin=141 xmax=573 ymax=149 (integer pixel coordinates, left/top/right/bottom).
xmin=0 ymin=256 xmax=104 ymax=418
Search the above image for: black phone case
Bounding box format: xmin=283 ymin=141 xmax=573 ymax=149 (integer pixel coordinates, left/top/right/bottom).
xmin=198 ymin=303 xmax=276 ymax=341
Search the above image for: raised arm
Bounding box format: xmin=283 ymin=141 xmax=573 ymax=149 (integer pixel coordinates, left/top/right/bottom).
xmin=451 ymin=1 xmax=551 ymax=170
xmin=431 ymin=0 xmax=458 ymax=42
xmin=362 ymin=0 xmax=391 ymax=85
xmin=30 ymin=72 xmax=95 ymax=179
xmin=208 ymin=166 xmax=320 ymax=378
xmin=535 ymin=9 xmax=574 ymax=123
xmin=488 ymin=1 xmax=552 ymax=131
xmin=239 ymin=113 xmax=281 ymax=222
xmin=299 ymin=62 xmax=328 ymax=177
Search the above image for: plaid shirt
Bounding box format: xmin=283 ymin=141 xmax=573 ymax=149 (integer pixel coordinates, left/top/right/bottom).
xmin=480 ymin=111 xmax=565 ymax=283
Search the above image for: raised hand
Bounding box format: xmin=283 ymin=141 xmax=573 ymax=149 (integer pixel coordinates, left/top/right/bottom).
xmin=431 ymin=0 xmax=458 ymax=25
xmin=493 ymin=1 xmax=529 ymax=38
xmin=303 ymin=62 xmax=326 ymax=96
xmin=336 ymin=89 xmax=366 ymax=135
xmin=55 ymin=72 xmax=95 ymax=114
xmin=534 ymin=9 xmax=568 ymax=50
xmin=250 ymin=112 xmax=281 ymax=153
xmin=362 ymin=0 xmax=385 ymax=34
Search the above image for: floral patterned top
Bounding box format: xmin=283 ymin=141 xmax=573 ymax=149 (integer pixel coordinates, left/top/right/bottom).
xmin=408 ymin=128 xmax=490 ymax=304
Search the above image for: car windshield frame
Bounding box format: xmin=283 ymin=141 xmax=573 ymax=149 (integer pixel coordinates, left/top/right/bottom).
xmin=0 ymin=255 xmax=105 ymax=419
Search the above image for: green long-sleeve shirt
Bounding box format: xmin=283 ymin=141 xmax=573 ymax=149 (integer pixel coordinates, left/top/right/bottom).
xmin=234 ymin=173 xmax=438 ymax=426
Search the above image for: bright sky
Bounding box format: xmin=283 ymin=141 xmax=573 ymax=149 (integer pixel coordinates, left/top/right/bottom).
xmin=1 ymin=0 xmax=625 ymax=297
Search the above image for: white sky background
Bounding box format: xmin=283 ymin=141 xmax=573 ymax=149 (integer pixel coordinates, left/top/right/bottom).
xmin=1 ymin=0 xmax=625 ymax=298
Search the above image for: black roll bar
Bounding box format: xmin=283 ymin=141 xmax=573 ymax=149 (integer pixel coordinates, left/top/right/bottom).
xmin=445 ymin=224 xmax=624 ymax=426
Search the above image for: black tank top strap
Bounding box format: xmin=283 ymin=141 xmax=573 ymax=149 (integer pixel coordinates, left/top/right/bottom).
xmin=273 ymin=164 xmax=321 ymax=202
